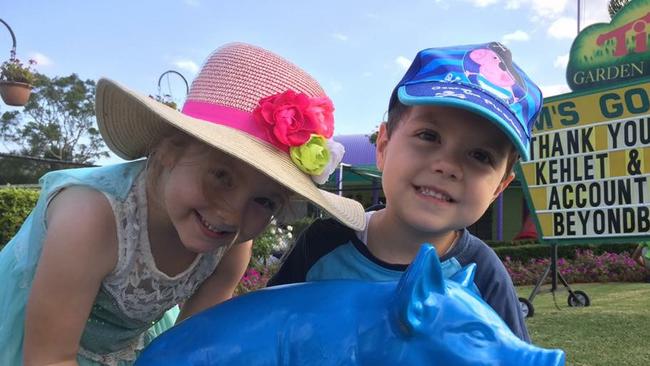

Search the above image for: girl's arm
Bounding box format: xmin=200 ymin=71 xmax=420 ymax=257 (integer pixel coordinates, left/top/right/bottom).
xmin=24 ymin=187 xmax=118 ymax=366
xmin=177 ymin=240 xmax=252 ymax=322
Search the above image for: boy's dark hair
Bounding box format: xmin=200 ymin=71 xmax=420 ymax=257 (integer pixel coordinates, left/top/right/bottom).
xmin=385 ymin=100 xmax=410 ymax=139
xmin=385 ymin=101 xmax=519 ymax=179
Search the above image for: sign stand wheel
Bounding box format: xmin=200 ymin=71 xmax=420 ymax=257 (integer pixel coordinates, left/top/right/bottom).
xmin=518 ymin=297 xmax=535 ymax=318
xmin=567 ymin=290 xmax=590 ymax=307
xmin=525 ymin=244 xmax=593 ymax=315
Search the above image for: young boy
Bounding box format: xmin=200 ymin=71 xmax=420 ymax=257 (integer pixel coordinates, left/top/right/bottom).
xmin=268 ymin=42 xmax=542 ymax=342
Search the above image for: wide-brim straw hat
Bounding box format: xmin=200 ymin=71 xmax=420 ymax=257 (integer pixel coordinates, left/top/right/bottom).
xmin=96 ymin=42 xmax=365 ymax=230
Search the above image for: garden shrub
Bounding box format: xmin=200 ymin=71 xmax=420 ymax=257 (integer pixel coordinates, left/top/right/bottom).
xmin=485 ymin=239 xmax=538 ymax=247
xmin=287 ymin=216 xmax=315 ymax=239
xmin=493 ymin=242 xmax=638 ymax=262
xmin=504 ymin=249 xmax=646 ymax=285
xmin=250 ymin=216 xmax=316 ymax=266
xmin=251 ymin=220 xmax=294 ymax=266
xmin=0 ymin=188 xmax=39 ymax=247
xmin=234 ymin=263 xmax=279 ymax=296
xmin=239 ymin=216 xmax=317 ymax=294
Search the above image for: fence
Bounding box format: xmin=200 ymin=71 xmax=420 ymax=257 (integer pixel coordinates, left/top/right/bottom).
xmin=0 ymin=152 xmax=97 ymax=185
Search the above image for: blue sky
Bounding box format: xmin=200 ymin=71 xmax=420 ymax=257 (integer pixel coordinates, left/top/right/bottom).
xmin=1 ymin=0 xmax=612 ymax=164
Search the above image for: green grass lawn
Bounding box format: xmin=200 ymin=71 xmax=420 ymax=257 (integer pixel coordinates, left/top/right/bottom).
xmin=517 ymin=282 xmax=650 ymax=366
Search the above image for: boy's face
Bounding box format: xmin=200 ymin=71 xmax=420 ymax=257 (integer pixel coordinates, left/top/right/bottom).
xmin=376 ymin=105 xmax=515 ymax=234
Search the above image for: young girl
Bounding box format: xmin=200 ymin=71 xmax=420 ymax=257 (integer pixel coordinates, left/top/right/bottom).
xmin=0 ymin=42 xmax=365 ymax=366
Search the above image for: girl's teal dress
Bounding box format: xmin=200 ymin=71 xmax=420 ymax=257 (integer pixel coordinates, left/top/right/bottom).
xmin=0 ymin=161 xmax=230 ymax=365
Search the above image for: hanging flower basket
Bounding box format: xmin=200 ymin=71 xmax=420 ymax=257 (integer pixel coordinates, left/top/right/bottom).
xmin=0 ymin=80 xmax=32 ymax=106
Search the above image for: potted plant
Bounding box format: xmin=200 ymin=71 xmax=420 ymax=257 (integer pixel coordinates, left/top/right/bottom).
xmin=0 ymin=58 xmax=36 ymax=106
xmin=156 ymin=93 xmax=178 ymax=110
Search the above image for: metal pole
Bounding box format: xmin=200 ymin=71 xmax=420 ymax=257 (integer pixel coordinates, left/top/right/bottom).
xmin=337 ymin=163 xmax=344 ymax=196
xmin=577 ymin=0 xmax=581 ymax=34
xmin=372 ymin=179 xmax=379 ymax=205
xmin=0 ymin=18 xmax=17 ymax=60
xmin=496 ymin=193 xmax=503 ymax=241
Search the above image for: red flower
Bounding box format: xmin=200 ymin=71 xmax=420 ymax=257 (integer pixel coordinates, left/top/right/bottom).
xmin=305 ymin=97 xmax=334 ymax=138
xmin=253 ymin=90 xmax=334 ymax=149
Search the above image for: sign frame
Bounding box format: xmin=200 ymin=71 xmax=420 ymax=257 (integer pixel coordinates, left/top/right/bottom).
xmin=516 ymin=77 xmax=650 ymax=246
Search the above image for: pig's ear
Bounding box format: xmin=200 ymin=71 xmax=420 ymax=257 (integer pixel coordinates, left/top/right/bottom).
xmin=450 ymin=263 xmax=477 ymax=291
xmin=392 ymin=244 xmax=445 ymax=336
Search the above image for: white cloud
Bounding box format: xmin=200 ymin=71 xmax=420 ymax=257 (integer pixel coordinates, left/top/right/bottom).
xmin=547 ymin=17 xmax=577 ymax=39
xmin=530 ymin=0 xmax=569 ymax=19
xmin=433 ymin=0 xmax=451 ymax=9
xmin=395 ymin=56 xmax=411 ymax=70
xmin=361 ymin=71 xmax=373 ymax=78
xmin=29 ymin=52 xmax=52 ymax=67
xmin=174 ymin=59 xmax=199 ymax=74
xmin=184 ymin=0 xmax=200 ymax=6
xmin=554 ymin=54 xmax=569 ymax=69
xmin=581 ymin=0 xmax=611 ymax=29
xmin=505 ymin=0 xmax=524 ymax=10
xmin=332 ymin=33 xmax=349 ymax=42
xmin=502 ymin=30 xmax=530 ymax=44
xmin=471 ymin=0 xmax=499 ymax=7
xmin=541 ymin=83 xmax=571 ymax=97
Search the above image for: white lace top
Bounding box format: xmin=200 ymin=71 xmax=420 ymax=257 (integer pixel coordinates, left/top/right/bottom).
xmin=79 ymin=170 xmax=229 ymax=365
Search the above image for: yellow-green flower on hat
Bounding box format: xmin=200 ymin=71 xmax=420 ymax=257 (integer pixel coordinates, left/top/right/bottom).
xmin=290 ymin=135 xmax=330 ymax=177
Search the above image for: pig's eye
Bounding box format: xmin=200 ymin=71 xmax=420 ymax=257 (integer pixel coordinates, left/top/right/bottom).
xmin=464 ymin=323 xmax=495 ymax=342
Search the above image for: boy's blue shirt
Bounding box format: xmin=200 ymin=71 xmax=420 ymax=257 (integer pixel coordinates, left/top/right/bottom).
xmin=268 ymin=215 xmax=531 ymax=343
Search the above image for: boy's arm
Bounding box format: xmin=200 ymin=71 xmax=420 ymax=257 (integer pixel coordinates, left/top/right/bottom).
xmin=467 ymin=243 xmax=531 ymax=343
xmin=484 ymin=275 xmax=531 ymax=343
xmin=477 ymin=258 xmax=531 ymax=343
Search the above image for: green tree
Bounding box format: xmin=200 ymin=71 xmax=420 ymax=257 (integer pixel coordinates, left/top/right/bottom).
xmin=0 ymin=73 xmax=108 ymax=183
xmin=608 ymin=0 xmax=632 ymax=19
xmin=1 ymin=73 xmax=108 ymax=162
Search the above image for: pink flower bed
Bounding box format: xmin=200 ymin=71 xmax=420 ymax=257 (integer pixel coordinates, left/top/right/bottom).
xmin=503 ymin=250 xmax=647 ymax=286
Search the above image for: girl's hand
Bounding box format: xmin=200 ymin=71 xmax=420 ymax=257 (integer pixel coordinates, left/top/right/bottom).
xmin=177 ymin=240 xmax=252 ymax=322
xmin=24 ymin=187 xmax=118 ymax=366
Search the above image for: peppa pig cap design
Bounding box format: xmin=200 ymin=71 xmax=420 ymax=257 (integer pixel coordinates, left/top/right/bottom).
xmin=389 ymin=42 xmax=543 ymax=161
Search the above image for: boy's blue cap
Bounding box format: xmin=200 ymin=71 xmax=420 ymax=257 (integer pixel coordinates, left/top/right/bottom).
xmin=389 ymin=42 xmax=542 ymax=161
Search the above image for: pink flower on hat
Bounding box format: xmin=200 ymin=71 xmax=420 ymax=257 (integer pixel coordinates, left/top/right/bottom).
xmin=305 ymin=97 xmax=334 ymax=139
xmin=254 ymin=90 xmax=321 ymax=149
xmin=253 ymin=89 xmax=341 ymax=184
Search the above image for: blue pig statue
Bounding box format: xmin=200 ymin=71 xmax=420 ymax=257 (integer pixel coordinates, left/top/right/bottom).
xmin=136 ymin=244 xmax=565 ymax=365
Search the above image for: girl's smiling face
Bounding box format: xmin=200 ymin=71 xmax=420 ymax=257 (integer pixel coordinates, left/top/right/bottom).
xmin=376 ymin=105 xmax=516 ymax=235
xmin=154 ymin=140 xmax=287 ymax=254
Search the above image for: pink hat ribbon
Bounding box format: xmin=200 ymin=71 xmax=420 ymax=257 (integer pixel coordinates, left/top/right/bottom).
xmin=182 ymin=101 xmax=273 ymax=148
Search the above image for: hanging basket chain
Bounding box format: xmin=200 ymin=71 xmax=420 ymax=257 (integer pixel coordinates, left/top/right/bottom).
xmin=157 ymin=70 xmax=189 ymax=100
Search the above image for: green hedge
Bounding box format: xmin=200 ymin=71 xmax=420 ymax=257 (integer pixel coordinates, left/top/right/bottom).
xmin=0 ymin=188 xmax=40 ymax=246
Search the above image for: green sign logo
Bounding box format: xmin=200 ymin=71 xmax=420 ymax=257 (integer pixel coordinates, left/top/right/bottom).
xmin=566 ymin=0 xmax=650 ymax=91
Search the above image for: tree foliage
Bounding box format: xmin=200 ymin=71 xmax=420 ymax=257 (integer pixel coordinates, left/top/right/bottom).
xmin=1 ymin=73 xmax=108 ymax=164
xmin=608 ymin=0 xmax=632 ymax=19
